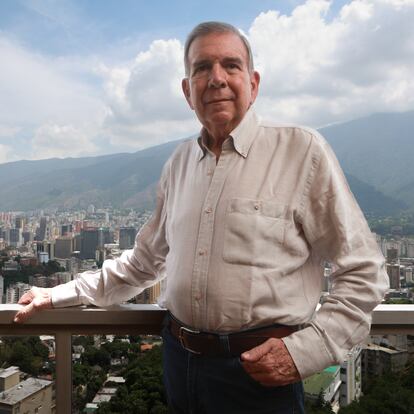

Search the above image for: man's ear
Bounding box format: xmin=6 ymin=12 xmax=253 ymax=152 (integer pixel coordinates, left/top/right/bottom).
xmin=250 ymin=71 xmax=260 ymax=105
xmin=182 ymin=78 xmax=194 ymax=110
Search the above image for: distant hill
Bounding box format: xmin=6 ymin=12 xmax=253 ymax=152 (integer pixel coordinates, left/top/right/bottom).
xmin=0 ymin=110 xmax=411 ymax=215
xmin=320 ymin=111 xmax=414 ymax=205
xmin=345 ymin=174 xmax=406 ymax=216
xmin=0 ymin=140 xmax=183 ymax=211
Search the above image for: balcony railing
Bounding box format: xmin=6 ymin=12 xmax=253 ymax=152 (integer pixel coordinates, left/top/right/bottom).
xmin=0 ymin=303 xmax=413 ymax=413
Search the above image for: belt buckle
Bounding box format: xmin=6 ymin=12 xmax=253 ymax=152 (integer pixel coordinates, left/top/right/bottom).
xmin=179 ymin=326 xmax=202 ymax=354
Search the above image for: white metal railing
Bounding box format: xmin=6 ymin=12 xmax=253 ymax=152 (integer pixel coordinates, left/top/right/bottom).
xmin=0 ymin=303 xmax=413 ymax=414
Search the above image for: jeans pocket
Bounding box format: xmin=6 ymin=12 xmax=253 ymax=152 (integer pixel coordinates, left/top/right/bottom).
xmin=233 ymin=357 xmax=272 ymax=391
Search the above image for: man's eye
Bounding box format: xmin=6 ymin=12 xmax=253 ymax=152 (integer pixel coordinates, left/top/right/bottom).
xmin=194 ymin=65 xmax=208 ymax=74
xmin=226 ymin=63 xmax=240 ymax=70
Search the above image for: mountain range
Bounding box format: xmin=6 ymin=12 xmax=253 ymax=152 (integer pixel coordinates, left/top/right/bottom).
xmin=0 ymin=110 xmax=412 ymax=216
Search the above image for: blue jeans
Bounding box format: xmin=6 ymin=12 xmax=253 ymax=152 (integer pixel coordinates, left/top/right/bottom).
xmin=162 ymin=323 xmax=305 ymax=414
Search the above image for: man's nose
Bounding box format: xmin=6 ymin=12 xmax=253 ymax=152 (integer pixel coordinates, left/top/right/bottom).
xmin=208 ymin=64 xmax=227 ymax=88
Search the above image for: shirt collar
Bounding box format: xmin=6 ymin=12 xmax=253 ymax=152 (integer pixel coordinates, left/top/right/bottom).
xmin=196 ymin=107 xmax=259 ymax=161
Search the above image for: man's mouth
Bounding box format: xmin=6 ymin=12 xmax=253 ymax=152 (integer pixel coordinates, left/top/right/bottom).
xmin=205 ymin=98 xmax=232 ymax=104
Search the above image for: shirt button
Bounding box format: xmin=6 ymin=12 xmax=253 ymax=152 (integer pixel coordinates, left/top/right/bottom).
xmin=207 ymin=169 xmax=213 ymax=176
xmin=254 ymin=204 xmax=260 ymax=210
xmin=205 ymin=207 xmax=212 ymax=214
xmin=194 ymin=293 xmax=201 ymax=301
xmin=198 ymin=249 xmax=206 ymax=256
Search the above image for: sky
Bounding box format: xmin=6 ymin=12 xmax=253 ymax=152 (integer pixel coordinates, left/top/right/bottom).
xmin=0 ymin=0 xmax=413 ymax=164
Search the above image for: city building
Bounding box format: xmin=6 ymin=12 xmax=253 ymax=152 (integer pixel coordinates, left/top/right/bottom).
xmin=36 ymin=217 xmax=47 ymax=241
xmin=54 ymin=236 xmax=74 ymax=259
xmin=38 ymin=251 xmax=49 ymax=264
xmin=362 ymin=343 xmax=408 ymax=390
xmin=0 ymin=366 xmax=54 ymax=413
xmin=22 ymin=231 xmax=34 ymax=245
xmin=340 ymin=346 xmax=362 ymax=407
xmin=5 ymin=282 xmax=30 ymax=304
xmin=60 ymin=224 xmax=73 ymax=236
xmin=119 ymin=227 xmax=137 ymax=250
xmin=135 ymin=281 xmax=161 ymax=304
xmin=81 ymin=228 xmax=99 ymax=260
xmin=15 ymin=217 xmax=25 ymax=229
xmin=387 ymin=263 xmax=401 ymax=290
xmin=304 ymin=365 xmax=341 ymax=412
xmin=8 ymin=228 xmax=22 ymax=248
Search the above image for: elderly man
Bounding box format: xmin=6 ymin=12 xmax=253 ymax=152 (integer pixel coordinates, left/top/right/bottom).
xmin=15 ymin=22 xmax=388 ymax=413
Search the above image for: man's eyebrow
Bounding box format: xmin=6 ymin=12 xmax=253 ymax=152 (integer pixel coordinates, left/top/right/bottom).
xmin=192 ymin=59 xmax=211 ymax=68
xmin=222 ymin=57 xmax=244 ymax=65
xmin=192 ymin=56 xmax=245 ymax=69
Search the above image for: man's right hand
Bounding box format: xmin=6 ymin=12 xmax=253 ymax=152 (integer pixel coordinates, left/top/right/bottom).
xmin=14 ymin=287 xmax=53 ymax=323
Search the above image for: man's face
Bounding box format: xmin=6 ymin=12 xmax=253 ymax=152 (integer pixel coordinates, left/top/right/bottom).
xmin=182 ymin=32 xmax=260 ymax=137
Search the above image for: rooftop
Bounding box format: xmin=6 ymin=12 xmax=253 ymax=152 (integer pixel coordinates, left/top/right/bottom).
xmin=106 ymin=376 xmax=125 ymax=384
xmin=365 ymin=343 xmax=406 ymax=354
xmin=303 ymin=365 xmax=340 ymax=396
xmin=0 ymin=366 xmax=19 ymax=380
xmin=0 ymin=377 xmax=52 ymax=405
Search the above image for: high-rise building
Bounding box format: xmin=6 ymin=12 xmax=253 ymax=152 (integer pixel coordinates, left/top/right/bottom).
xmin=387 ymin=263 xmax=401 ymax=290
xmin=340 ymin=346 xmax=362 ymax=407
xmin=55 ymin=236 xmax=74 ymax=259
xmin=15 ymin=216 xmax=25 ymax=229
xmin=98 ymin=228 xmax=113 ymax=248
xmin=8 ymin=228 xmax=22 ymax=248
xmin=81 ymin=228 xmax=99 ymax=259
xmin=387 ymin=248 xmax=399 ymax=262
xmin=119 ymin=227 xmax=137 ymax=250
xmin=36 ymin=217 xmax=47 ymax=241
xmin=22 ymin=231 xmax=34 ymax=245
xmin=61 ymin=224 xmax=73 ymax=236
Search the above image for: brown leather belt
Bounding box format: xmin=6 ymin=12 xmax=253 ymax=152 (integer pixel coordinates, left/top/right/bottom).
xmin=168 ymin=314 xmax=299 ymax=357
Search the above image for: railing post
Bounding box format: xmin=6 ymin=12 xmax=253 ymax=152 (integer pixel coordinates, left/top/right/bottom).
xmin=55 ymin=331 xmax=72 ymax=414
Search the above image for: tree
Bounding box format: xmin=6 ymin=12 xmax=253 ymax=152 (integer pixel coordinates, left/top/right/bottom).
xmin=305 ymin=392 xmax=335 ymax=414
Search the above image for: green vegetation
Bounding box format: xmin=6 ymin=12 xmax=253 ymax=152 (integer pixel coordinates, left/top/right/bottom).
xmin=306 ymin=392 xmax=335 ymax=414
xmin=369 ymin=213 xmax=414 ymax=237
xmin=0 ymin=258 xmax=65 ymax=289
xmin=338 ymin=361 xmax=414 ymax=414
xmin=73 ymin=364 xmax=107 ymax=412
xmin=96 ymin=345 xmax=167 ymax=414
xmin=0 ymin=336 xmax=51 ymax=377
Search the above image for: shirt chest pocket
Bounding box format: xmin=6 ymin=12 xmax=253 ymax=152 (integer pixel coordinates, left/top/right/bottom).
xmin=223 ymin=198 xmax=288 ymax=268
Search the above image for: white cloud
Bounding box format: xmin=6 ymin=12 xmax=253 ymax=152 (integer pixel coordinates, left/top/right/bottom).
xmin=31 ymin=123 xmax=98 ymax=159
xmin=0 ymin=36 xmax=105 ymax=126
xmin=249 ymin=0 xmax=414 ymax=126
xmin=100 ymin=39 xmax=198 ymax=148
xmin=0 ymin=125 xmax=21 ymax=139
xmin=99 ymin=0 xmax=414 ymax=145
xmin=3 ymin=0 xmax=414 ymax=161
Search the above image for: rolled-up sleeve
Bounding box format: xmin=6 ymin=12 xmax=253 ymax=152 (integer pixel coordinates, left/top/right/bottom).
xmin=283 ymin=133 xmax=389 ymax=379
xmin=51 ymin=160 xmax=171 ymax=308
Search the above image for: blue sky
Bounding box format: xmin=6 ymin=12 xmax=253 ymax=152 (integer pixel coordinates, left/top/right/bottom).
xmin=0 ymin=0 xmax=413 ymax=163
xmin=0 ymin=0 xmax=351 ymax=57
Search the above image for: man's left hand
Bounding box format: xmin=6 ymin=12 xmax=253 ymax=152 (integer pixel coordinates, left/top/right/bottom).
xmin=240 ymin=338 xmax=301 ymax=387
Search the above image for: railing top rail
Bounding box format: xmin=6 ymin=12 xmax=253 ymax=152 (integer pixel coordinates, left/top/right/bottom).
xmin=0 ymin=303 xmax=412 ymax=334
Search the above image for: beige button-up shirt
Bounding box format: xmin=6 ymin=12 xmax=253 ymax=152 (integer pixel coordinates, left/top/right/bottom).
xmin=52 ymin=108 xmax=389 ymax=378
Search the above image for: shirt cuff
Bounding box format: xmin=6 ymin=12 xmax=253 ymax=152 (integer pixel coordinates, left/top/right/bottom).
xmin=282 ymin=325 xmax=336 ymax=379
xmin=51 ymin=280 xmax=82 ymax=308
